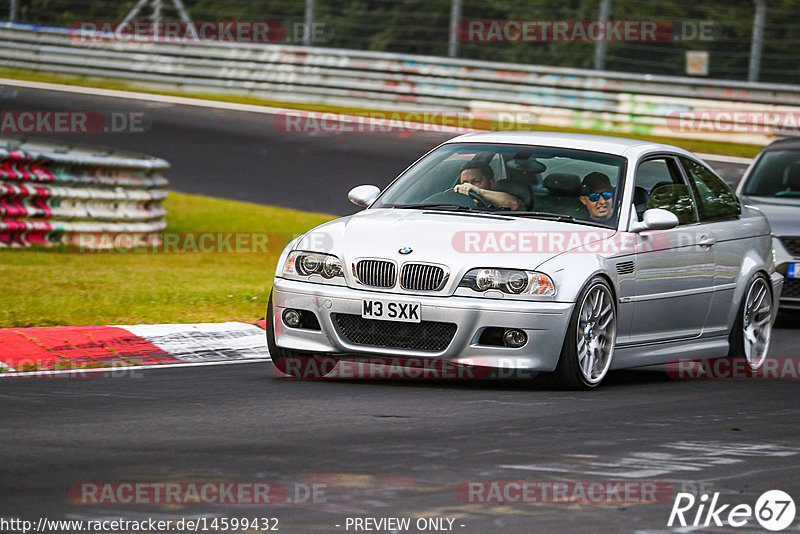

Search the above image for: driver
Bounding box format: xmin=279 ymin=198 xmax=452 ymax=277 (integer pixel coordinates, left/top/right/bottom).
xmin=579 ymin=172 xmax=615 ymax=222
xmin=453 ymin=162 xmax=524 ymax=210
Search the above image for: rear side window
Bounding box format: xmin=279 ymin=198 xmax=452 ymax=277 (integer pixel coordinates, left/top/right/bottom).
xmin=680 ymin=157 xmax=741 ymax=221
xmin=634 ymin=157 xmax=699 ymax=225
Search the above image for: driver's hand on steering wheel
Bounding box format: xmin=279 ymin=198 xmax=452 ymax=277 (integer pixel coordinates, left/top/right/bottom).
xmin=454 ymin=182 xmax=481 ymax=198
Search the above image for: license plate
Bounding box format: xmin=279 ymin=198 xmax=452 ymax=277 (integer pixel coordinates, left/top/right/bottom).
xmin=362 ymin=299 xmax=421 ymax=323
xmin=788 ymin=263 xmax=799 ymax=279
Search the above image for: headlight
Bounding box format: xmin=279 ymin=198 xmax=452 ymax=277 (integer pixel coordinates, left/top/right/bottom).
xmin=284 ymin=251 xmax=343 ymax=279
xmin=458 ymin=268 xmax=555 ymax=296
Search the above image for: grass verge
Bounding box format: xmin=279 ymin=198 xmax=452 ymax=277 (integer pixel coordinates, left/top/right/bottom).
xmin=0 ymin=67 xmax=764 ymax=158
xmin=0 ymin=192 xmax=334 ymax=327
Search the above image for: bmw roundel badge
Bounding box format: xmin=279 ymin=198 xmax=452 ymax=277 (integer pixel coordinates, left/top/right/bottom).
xmin=399 ymin=247 xmax=413 ymax=255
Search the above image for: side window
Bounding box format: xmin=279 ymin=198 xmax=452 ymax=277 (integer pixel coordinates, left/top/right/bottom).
xmin=489 ymin=153 xmax=507 ymax=181
xmin=680 ymin=157 xmax=741 ymax=221
xmin=635 ymin=159 xmax=673 ymax=190
xmin=634 ymin=157 xmax=699 ymax=225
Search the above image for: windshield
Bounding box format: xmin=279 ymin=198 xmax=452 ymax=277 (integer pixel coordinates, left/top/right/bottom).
xmin=743 ymin=149 xmax=800 ymax=198
xmin=373 ymin=143 xmax=627 ymax=227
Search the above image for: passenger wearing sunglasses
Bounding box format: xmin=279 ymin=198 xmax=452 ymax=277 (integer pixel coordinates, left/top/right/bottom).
xmin=579 ymin=172 xmax=615 ymax=222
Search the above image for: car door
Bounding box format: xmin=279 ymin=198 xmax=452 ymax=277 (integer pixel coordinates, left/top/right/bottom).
xmin=627 ymin=155 xmax=716 ymax=344
xmin=680 ymin=156 xmax=744 ymax=338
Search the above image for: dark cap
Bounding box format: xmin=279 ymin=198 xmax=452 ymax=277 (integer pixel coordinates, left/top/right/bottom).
xmin=581 ymin=172 xmax=613 ymax=196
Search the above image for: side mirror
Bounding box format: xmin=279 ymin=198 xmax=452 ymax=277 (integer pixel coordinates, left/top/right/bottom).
xmin=630 ymin=208 xmax=679 ymax=232
xmin=348 ymin=185 xmax=381 ymax=207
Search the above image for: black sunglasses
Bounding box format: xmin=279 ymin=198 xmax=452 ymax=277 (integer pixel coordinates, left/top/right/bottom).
xmin=587 ymin=191 xmax=613 ymax=202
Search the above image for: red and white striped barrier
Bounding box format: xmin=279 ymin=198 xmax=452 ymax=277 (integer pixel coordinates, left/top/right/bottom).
xmin=0 ymin=137 xmax=168 ymax=248
xmin=0 ymin=321 xmax=269 ymax=375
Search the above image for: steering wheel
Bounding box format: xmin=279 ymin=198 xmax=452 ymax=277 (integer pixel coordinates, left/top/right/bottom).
xmin=421 ymin=189 xmax=494 ymax=209
xmin=468 ymin=189 xmax=493 ymax=209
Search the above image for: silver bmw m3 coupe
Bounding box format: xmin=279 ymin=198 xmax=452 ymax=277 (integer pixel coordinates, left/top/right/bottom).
xmin=267 ymin=132 xmax=782 ymax=389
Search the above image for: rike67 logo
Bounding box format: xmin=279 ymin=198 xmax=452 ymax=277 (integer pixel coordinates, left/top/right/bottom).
xmin=668 ymin=490 xmax=796 ymax=531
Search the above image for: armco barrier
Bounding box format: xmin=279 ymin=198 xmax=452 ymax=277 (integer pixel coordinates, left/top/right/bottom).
xmin=1 ymin=24 xmax=800 ymax=144
xmin=0 ymin=136 xmax=168 ymax=247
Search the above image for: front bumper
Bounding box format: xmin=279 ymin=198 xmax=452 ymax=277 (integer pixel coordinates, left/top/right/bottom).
xmin=271 ymin=278 xmax=575 ymax=372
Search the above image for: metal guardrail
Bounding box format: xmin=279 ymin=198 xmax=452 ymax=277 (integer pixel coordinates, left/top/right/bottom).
xmin=0 ymin=135 xmax=168 ymax=248
xmin=1 ymin=24 xmax=799 ymax=144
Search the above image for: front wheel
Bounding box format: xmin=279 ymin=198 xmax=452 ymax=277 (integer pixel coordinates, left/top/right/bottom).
xmin=540 ymin=277 xmax=617 ymax=390
xmin=729 ymin=273 xmax=773 ymax=371
xmin=266 ymin=290 xmax=337 ymax=379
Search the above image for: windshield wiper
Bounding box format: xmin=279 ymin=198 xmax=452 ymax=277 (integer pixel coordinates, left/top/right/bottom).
xmin=390 ymin=203 xmax=475 ymax=211
xmin=510 ymin=212 xmax=614 ymax=227
xmin=509 ymin=211 xmax=579 ymax=222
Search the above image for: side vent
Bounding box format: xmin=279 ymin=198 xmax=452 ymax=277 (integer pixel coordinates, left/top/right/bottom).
xmin=616 ymin=261 xmax=635 ymax=275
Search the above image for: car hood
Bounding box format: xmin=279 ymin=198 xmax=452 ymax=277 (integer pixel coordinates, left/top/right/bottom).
xmin=299 ymin=208 xmax=617 ymax=271
xmin=740 ymin=196 xmax=800 ymax=237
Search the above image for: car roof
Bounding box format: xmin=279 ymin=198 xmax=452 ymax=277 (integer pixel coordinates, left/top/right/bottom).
xmin=762 ymin=136 xmax=800 ymax=151
xmin=443 ymin=131 xmax=687 ymax=157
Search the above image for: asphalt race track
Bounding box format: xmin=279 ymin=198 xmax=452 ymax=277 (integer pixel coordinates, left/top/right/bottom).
xmin=2 ymin=82 xmax=800 ymax=534
xmin=2 ymin=315 xmax=800 ymax=533
xmin=0 ymin=84 xmax=455 ymax=216
xmin=0 ymin=84 xmax=750 ymax=215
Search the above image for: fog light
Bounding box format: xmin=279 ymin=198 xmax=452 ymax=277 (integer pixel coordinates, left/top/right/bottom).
xmin=503 ymin=329 xmax=527 ymax=348
xmin=283 ymin=309 xmax=302 ymax=328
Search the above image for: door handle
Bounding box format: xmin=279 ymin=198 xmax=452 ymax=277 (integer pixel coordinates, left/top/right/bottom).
xmin=697 ymin=235 xmax=716 ymax=247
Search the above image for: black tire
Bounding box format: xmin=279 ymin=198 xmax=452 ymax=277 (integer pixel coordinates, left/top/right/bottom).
xmin=538 ymin=277 xmax=617 ymax=390
xmin=728 ymin=273 xmax=773 ymax=372
xmin=266 ymin=290 xmax=337 ymax=379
